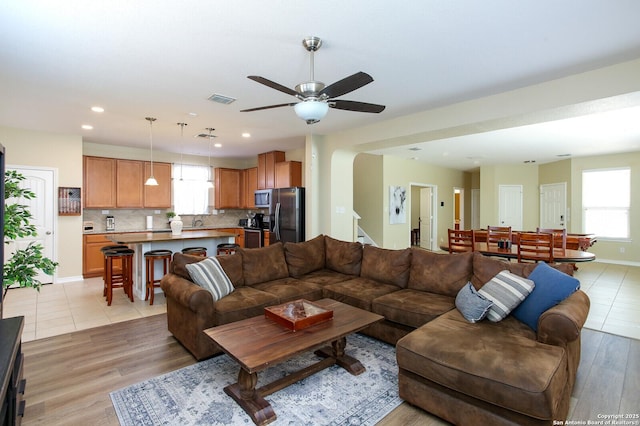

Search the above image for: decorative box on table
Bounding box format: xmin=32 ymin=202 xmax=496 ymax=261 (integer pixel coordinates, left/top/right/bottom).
xmin=264 ymin=299 xmax=333 ymax=331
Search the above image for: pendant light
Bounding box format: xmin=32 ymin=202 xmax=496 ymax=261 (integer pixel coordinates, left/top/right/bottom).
xmin=177 ymin=122 xmax=187 ymax=181
xmin=144 ymin=117 xmax=158 ymax=186
xmin=206 ymin=127 xmax=215 ymax=188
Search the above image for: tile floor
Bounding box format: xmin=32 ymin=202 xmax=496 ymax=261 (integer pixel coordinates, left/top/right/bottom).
xmin=2 ymin=261 xmax=639 ymax=342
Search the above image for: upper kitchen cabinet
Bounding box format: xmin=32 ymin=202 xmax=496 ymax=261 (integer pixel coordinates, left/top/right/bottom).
xmin=83 ymin=156 xmax=172 ymax=209
xmin=244 ymin=167 xmax=258 ymax=208
xmin=116 ymin=159 xmax=144 ymax=208
xmin=275 ymin=161 xmax=302 ymax=188
xmin=257 ymin=151 xmax=285 ymax=189
xmin=143 ymin=161 xmax=172 ymax=208
xmin=214 ymin=167 xmax=242 ymax=209
xmin=83 ymin=156 xmax=116 ymax=208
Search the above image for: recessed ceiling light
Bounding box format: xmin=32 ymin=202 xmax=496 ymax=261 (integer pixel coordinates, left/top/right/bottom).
xmin=81 ymin=124 xmax=93 ymax=130
xmin=214 ymin=143 xmax=222 ymax=148
xmin=242 ymin=133 xmax=251 ymax=138
xmin=188 ymin=112 xmax=198 ymax=117
xmin=90 ymin=106 xmax=104 ymax=113
xmin=524 ymin=160 xmax=536 ymax=164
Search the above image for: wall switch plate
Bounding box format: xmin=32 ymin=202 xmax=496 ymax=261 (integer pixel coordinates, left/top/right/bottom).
xmin=154 ymin=210 xmax=161 ymax=214
xmin=101 ymin=210 xmax=109 ymax=214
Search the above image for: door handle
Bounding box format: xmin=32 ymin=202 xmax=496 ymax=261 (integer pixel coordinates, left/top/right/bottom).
xmin=46 ymin=231 xmax=52 ymax=235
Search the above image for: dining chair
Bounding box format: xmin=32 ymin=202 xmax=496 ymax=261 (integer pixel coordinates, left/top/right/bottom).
xmin=517 ymin=232 xmax=554 ymax=263
xmin=487 ymin=226 xmax=512 ymax=246
xmin=448 ymin=229 xmax=475 ymax=253
xmin=536 ymin=227 xmax=567 ymax=249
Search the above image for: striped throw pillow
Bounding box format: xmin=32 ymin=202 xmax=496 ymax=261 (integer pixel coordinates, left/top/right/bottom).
xmin=185 ymin=257 xmax=235 ymax=301
xmin=478 ymin=270 xmax=535 ymax=322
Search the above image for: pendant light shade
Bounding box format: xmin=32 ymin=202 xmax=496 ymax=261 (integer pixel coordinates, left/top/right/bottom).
xmin=294 ymin=99 xmax=329 ymax=124
xmin=145 ymin=117 xmax=158 ymax=186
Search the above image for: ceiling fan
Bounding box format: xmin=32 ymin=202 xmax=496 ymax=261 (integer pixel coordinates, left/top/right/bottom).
xmin=241 ymin=36 xmax=386 ymax=124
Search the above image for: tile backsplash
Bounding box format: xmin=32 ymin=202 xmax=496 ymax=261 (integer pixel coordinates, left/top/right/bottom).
xmin=83 ymin=209 xmax=266 ymax=233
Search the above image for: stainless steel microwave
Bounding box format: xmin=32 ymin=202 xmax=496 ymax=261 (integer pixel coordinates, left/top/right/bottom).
xmin=254 ymin=189 xmax=272 ymax=209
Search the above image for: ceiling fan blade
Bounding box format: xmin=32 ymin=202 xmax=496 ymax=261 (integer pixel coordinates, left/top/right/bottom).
xmin=330 ymin=99 xmax=386 ymax=113
xmin=240 ymin=103 xmax=296 ymax=112
xmin=319 ymin=72 xmax=374 ymax=98
xmin=247 ymin=76 xmax=299 ymax=97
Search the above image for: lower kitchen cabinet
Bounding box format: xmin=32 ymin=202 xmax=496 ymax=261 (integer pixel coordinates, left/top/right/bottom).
xmin=217 ymin=228 xmax=244 ymax=248
xmin=83 ymin=234 xmax=118 ymax=278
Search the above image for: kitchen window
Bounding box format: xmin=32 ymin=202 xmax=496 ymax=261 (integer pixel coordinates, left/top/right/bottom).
xmin=582 ymin=167 xmax=630 ymax=240
xmin=172 ymin=164 xmax=211 ymax=215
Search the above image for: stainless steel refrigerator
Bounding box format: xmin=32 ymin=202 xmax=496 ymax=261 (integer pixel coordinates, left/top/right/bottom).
xmin=269 ymin=187 xmax=305 ymax=244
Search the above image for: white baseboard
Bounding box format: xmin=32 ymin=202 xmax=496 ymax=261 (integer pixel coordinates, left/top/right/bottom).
xmin=54 ymin=275 xmax=86 ymax=284
xmin=594 ymin=258 xmax=640 ymax=267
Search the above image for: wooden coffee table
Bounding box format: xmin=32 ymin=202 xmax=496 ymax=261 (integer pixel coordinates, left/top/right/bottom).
xmin=204 ymin=298 xmax=384 ymax=425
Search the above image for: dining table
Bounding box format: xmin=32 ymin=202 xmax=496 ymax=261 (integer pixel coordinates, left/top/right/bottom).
xmin=439 ymin=241 xmax=596 ymax=263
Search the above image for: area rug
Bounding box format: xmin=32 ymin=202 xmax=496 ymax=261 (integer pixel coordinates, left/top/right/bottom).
xmin=110 ymin=333 xmax=402 ymax=425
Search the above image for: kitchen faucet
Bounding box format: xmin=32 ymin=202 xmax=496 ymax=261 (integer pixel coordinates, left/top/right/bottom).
xmin=192 ymin=216 xmax=204 ymax=228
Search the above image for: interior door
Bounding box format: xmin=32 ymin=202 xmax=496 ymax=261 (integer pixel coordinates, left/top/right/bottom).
xmin=419 ymin=187 xmax=433 ymax=250
xmin=5 ymin=167 xmax=56 ymax=284
xmin=540 ymin=182 xmax=567 ymax=229
xmin=498 ymin=185 xmax=523 ymax=230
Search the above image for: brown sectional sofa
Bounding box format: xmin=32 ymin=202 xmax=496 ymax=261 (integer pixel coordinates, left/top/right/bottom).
xmin=160 ymin=234 xmax=590 ymax=425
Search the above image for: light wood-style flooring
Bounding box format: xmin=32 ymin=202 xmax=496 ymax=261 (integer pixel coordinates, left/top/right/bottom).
xmin=20 ymin=314 xmax=640 ymax=425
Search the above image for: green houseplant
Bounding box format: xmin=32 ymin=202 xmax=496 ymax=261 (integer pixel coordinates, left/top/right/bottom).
xmin=3 ymin=170 xmax=58 ymax=301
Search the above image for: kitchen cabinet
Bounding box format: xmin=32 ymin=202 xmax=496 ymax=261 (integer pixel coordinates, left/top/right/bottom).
xmin=83 ymin=233 xmax=119 ymax=278
xmin=275 ymin=161 xmax=302 ymax=188
xmin=116 ymin=159 xmax=144 ymax=208
xmin=83 ymin=156 xmax=116 ymax=208
xmin=217 ymin=227 xmax=244 ymax=248
xmin=243 ymin=167 xmax=258 ymax=208
xmin=214 ymin=168 xmax=242 ymax=209
xmin=257 ymin=151 xmax=285 ymax=189
xmin=83 ymin=156 xmax=172 ymax=209
xmin=144 ymin=161 xmax=172 ymax=208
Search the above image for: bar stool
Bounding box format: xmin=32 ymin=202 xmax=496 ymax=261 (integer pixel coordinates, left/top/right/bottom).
xmin=182 ymin=246 xmax=207 ymax=257
xmin=217 ymin=243 xmax=240 ymax=256
xmin=101 ymin=245 xmax=129 ymax=297
xmin=104 ymin=248 xmax=135 ymax=306
xmin=144 ymin=249 xmax=172 ymax=305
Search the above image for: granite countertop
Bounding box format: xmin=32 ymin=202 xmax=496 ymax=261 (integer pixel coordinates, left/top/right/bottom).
xmin=106 ymin=229 xmax=237 ymax=244
xmin=84 ymin=226 xmax=236 ymax=235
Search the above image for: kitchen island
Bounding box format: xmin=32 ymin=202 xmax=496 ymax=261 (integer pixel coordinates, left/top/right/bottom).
xmin=107 ymin=229 xmax=236 ymax=300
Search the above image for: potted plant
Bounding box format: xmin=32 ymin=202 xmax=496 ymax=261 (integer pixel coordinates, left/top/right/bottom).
xmin=166 ymin=211 xmax=176 ymax=222
xmin=2 ymin=170 xmax=58 ymax=315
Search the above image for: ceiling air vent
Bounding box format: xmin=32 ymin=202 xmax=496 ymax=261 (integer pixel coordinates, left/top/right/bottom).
xmin=195 ymin=133 xmax=217 ymax=138
xmin=207 ymin=93 xmax=236 ymax=105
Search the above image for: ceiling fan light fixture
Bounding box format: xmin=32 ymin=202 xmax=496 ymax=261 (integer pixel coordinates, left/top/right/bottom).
xmin=294 ymin=100 xmax=328 ymax=124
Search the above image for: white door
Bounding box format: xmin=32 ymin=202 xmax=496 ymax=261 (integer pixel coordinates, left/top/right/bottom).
xmin=6 ymin=167 xmax=56 ymax=284
xmin=498 ymin=185 xmax=523 ymax=230
xmin=540 ymin=183 xmax=567 ymax=229
xmin=471 ymin=189 xmax=480 ymax=229
xmin=419 ymin=187 xmax=433 ymax=250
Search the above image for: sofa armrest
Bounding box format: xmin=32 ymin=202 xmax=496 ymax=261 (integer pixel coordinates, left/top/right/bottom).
xmin=536 ymin=290 xmax=590 ymax=347
xmin=161 ymin=273 xmax=215 ymax=318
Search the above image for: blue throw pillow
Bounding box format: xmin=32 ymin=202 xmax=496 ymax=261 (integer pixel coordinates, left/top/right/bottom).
xmin=512 ymin=262 xmax=580 ymax=331
xmin=455 ymin=282 xmax=494 ymax=323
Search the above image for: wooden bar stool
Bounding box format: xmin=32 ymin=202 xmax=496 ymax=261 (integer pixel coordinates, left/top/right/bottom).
xmin=217 ymin=243 xmax=240 ymax=256
xmin=101 ymin=244 xmax=129 ymax=297
xmin=104 ymin=248 xmax=135 ymax=306
xmin=182 ymin=246 xmax=207 ymax=257
xmin=144 ymin=249 xmax=172 ymax=305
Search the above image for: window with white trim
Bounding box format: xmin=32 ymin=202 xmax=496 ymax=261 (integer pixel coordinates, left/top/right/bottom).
xmin=172 ymin=164 xmax=211 ymax=215
xmin=582 ymin=168 xmax=630 ymax=239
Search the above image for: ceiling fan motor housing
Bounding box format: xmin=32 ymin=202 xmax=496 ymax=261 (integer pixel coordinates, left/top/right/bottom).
xmin=295 ymin=81 xmax=326 ymax=98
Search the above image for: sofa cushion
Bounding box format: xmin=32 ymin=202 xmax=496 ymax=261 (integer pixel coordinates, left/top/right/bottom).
xmin=512 ymin=262 xmax=581 ymax=331
xmin=323 ymin=277 xmax=400 ymax=311
xmin=172 ymin=252 xmax=244 ymax=287
xmin=372 ymin=289 xmax=455 ymax=328
xmin=213 ymin=286 xmax=280 ymax=325
xmin=455 ymin=282 xmax=493 ymax=323
xmin=294 ymin=269 xmax=355 ymax=287
xmin=324 ymin=236 xmax=362 ymax=276
xmin=396 ymin=309 xmax=567 ymax=420
xmin=361 ymin=245 xmax=412 ymax=288
xmin=284 ymin=235 xmax=326 ymax=278
xmin=478 ymin=270 xmax=535 ymax=322
xmin=185 ymin=257 xmax=235 ymax=301
xmin=253 ymin=277 xmax=323 ymax=303
xmin=407 ymin=249 xmax=473 ymax=296
xmin=240 ymin=243 xmax=289 ymax=286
